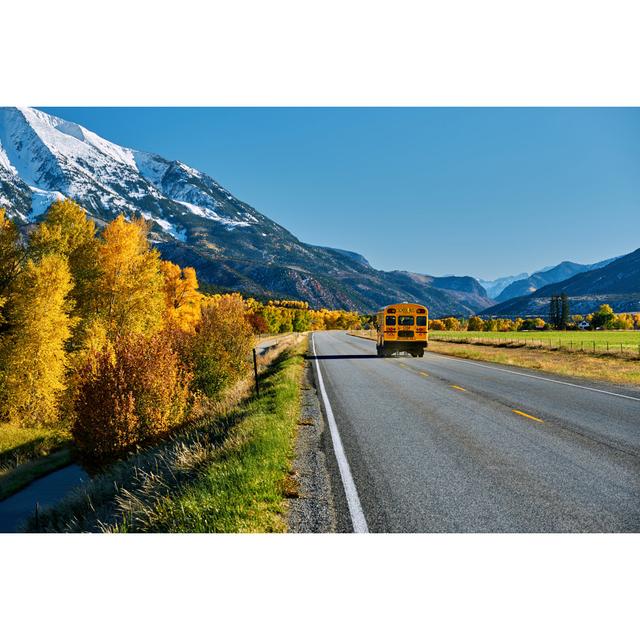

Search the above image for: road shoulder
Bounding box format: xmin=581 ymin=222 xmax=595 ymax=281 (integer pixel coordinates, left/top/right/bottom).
xmin=287 ymin=355 xmax=338 ymax=533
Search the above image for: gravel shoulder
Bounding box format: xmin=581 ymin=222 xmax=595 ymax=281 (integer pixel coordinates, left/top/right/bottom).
xmin=287 ymin=354 xmax=338 ymax=533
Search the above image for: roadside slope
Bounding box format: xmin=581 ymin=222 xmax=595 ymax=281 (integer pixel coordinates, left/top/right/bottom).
xmin=24 ymin=338 xmax=308 ymax=532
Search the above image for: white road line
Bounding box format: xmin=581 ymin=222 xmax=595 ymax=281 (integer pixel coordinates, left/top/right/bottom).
xmin=426 ymin=352 xmax=640 ymax=402
xmin=311 ymin=333 xmax=369 ymax=533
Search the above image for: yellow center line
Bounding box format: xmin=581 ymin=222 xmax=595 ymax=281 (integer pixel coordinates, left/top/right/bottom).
xmin=512 ymin=409 xmax=544 ymax=423
xmin=451 ymin=385 xmax=466 ymax=392
xmin=419 ymin=372 xmax=429 ymax=377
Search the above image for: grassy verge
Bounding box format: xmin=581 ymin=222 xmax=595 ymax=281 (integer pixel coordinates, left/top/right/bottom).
xmin=141 ymin=342 xmax=304 ymax=532
xmin=348 ymin=329 xmax=640 ymax=386
xmin=25 ymin=337 xmax=306 ymax=533
xmin=0 ymin=426 xmax=72 ymax=500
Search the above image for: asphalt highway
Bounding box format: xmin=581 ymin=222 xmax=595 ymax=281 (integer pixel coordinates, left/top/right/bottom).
xmin=311 ymin=331 xmax=640 ymax=532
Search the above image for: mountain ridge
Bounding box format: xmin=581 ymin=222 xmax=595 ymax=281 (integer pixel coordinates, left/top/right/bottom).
xmin=0 ymin=106 xmax=493 ymax=315
xmin=495 ymin=256 xmax=618 ymax=302
xmin=483 ymin=249 xmax=640 ymax=316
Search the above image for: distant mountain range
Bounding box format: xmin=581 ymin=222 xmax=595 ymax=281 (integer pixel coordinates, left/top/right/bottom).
xmin=0 ymin=107 xmax=493 ymax=315
xmin=478 ymin=272 xmax=529 ymax=299
xmin=493 ymin=257 xmax=618 ymax=302
xmin=483 ymin=249 xmax=640 ymax=316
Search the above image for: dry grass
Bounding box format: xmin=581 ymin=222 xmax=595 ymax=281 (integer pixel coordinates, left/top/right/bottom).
xmin=428 ymin=341 xmax=640 ymax=386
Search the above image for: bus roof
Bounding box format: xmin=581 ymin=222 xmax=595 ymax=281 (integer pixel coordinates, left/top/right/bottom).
xmin=377 ymin=303 xmax=428 ymax=313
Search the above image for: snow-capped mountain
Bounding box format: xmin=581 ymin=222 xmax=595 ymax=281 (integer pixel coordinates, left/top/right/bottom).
xmin=0 ymin=107 xmax=272 ymax=236
xmin=0 ymin=107 xmax=494 ymax=314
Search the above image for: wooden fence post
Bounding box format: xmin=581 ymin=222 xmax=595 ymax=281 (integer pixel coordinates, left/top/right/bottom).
xmin=252 ymin=348 xmax=260 ymax=397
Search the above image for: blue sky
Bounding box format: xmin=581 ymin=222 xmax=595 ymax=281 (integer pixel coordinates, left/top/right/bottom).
xmin=41 ymin=107 xmax=640 ymax=280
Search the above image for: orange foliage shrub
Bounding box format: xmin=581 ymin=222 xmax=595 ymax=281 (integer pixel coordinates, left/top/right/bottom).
xmin=73 ymin=332 xmax=191 ymax=464
xmin=245 ymin=311 xmax=269 ymax=334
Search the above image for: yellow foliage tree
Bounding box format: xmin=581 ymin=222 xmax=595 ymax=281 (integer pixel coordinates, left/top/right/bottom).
xmin=29 ymin=199 xmax=100 ymax=345
xmin=0 ymin=208 xmax=25 ymax=301
xmin=161 ymin=261 xmax=202 ymax=332
xmin=95 ymin=215 xmax=164 ymax=339
xmin=0 ymin=255 xmax=75 ymax=426
xmin=188 ymin=293 xmax=254 ymax=399
xmin=442 ymin=316 xmax=462 ymax=331
xmin=467 ymin=316 xmax=484 ymax=331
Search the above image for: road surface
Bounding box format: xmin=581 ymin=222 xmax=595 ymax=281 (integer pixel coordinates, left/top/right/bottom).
xmin=311 ymin=331 xmax=640 ymax=532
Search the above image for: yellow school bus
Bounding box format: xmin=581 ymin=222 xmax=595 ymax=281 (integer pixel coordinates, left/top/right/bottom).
xmin=376 ymin=302 xmax=428 ymax=357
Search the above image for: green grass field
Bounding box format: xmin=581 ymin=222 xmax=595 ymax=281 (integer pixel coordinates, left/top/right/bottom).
xmin=430 ymin=330 xmax=640 ymax=354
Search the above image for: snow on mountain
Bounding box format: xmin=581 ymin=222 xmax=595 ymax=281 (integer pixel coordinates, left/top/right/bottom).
xmin=0 ymin=107 xmax=258 ymax=233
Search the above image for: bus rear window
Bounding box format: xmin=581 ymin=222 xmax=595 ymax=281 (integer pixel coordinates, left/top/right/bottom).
xmin=398 ymin=316 xmax=415 ymax=326
xmin=416 ymin=316 xmax=427 ymax=326
xmin=385 ymin=315 xmax=396 ymax=326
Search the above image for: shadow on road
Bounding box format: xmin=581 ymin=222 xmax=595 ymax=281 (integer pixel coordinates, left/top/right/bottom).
xmin=305 ymin=354 xmax=379 ymax=360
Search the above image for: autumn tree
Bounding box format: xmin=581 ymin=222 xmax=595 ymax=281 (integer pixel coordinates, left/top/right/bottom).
xmin=0 ymin=255 xmax=75 ymax=426
xmin=483 ymin=318 xmax=498 ymax=331
xmin=442 ymin=316 xmax=461 ymax=331
xmin=73 ymin=331 xmax=191 ymax=464
xmin=95 ymin=215 xmax=164 ymax=339
xmin=0 ymin=208 xmax=26 ymax=305
xmin=187 ymin=294 xmax=253 ymax=399
xmin=495 ymin=318 xmax=515 ymax=332
xmin=591 ymin=304 xmax=615 ymax=329
xmin=610 ymin=313 xmax=633 ymax=330
xmin=161 ymin=261 xmax=202 ymax=332
xmin=467 ymin=316 xmax=484 ymax=331
xmin=28 ymin=199 xmax=100 ymax=345
xmin=245 ymin=311 xmax=269 ymax=334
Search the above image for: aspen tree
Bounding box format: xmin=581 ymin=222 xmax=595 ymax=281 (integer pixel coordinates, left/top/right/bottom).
xmin=0 ymin=208 xmax=25 ymax=301
xmin=160 ymin=261 xmax=202 ymax=332
xmin=29 ymin=199 xmax=100 ymax=345
xmin=0 ymin=255 xmax=75 ymax=426
xmin=96 ymin=215 xmax=164 ymax=339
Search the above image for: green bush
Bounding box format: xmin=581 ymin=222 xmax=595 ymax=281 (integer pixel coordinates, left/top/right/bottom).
xmin=188 ymin=294 xmax=254 ymax=400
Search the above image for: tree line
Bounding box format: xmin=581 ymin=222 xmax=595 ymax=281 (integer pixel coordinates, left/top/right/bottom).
xmin=244 ymin=298 xmax=362 ymax=334
xmin=429 ymin=304 xmax=639 ymax=332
